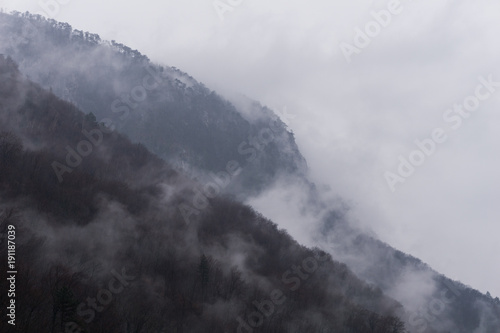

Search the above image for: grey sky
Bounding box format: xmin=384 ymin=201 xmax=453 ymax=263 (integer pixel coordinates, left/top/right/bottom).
xmin=2 ymin=0 xmax=500 ymax=297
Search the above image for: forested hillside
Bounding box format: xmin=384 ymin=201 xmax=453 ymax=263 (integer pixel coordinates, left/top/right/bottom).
xmin=1 ymin=10 xmax=499 ymax=333
xmin=0 ymin=11 xmax=307 ymax=198
xmin=0 ymin=55 xmax=408 ymax=332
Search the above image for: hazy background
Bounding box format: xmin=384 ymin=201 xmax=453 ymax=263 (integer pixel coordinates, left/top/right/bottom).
xmin=2 ymin=0 xmax=499 ymax=297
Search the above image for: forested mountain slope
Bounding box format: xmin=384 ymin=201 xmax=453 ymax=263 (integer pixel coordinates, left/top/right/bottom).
xmin=0 ymin=54 xmax=408 ymax=332
xmin=0 ymin=11 xmax=307 ymax=198
xmin=1 ymin=11 xmax=499 ymax=332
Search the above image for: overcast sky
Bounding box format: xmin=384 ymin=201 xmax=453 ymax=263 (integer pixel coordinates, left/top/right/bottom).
xmin=2 ymin=0 xmax=500 ymax=297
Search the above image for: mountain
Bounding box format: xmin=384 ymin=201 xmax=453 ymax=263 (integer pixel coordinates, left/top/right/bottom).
xmin=0 ymin=11 xmax=307 ymax=199
xmin=318 ymin=217 xmax=500 ymax=333
xmin=1 ymin=11 xmax=499 ymax=332
xmin=0 ymin=54 xmax=407 ymax=332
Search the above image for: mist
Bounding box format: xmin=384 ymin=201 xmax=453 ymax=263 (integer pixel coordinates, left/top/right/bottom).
xmin=15 ymin=0 xmax=496 ymax=297
xmin=1 ymin=1 xmax=499 ymax=331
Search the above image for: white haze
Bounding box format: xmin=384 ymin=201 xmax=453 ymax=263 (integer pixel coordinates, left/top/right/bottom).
xmin=2 ymin=0 xmax=500 ymax=298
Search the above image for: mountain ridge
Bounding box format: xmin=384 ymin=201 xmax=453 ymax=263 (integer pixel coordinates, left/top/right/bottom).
xmin=0 ymin=11 xmax=308 ymax=200
xmin=0 ymin=53 xmax=408 ymax=332
xmin=1 ymin=11 xmax=499 ymax=332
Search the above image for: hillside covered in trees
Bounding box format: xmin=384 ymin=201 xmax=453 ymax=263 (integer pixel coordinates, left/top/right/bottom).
xmin=0 ymin=11 xmax=307 ymax=199
xmin=0 ymin=55 xmax=410 ymax=332
xmin=1 ymin=11 xmax=499 ymax=333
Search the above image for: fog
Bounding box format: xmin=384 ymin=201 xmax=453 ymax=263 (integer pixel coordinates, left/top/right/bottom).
xmin=2 ymin=0 xmax=500 ymax=300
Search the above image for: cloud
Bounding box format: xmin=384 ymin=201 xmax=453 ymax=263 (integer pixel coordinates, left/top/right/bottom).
xmin=3 ymin=0 xmax=500 ymax=298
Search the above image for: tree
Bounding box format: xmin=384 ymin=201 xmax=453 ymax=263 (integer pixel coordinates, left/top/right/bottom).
xmin=376 ymin=315 xmax=406 ymax=333
xmin=54 ymin=286 xmax=80 ymax=331
xmin=0 ymin=131 xmax=23 ymax=164
xmin=84 ymin=112 xmax=97 ymax=126
xmin=198 ymin=255 xmax=210 ymax=300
